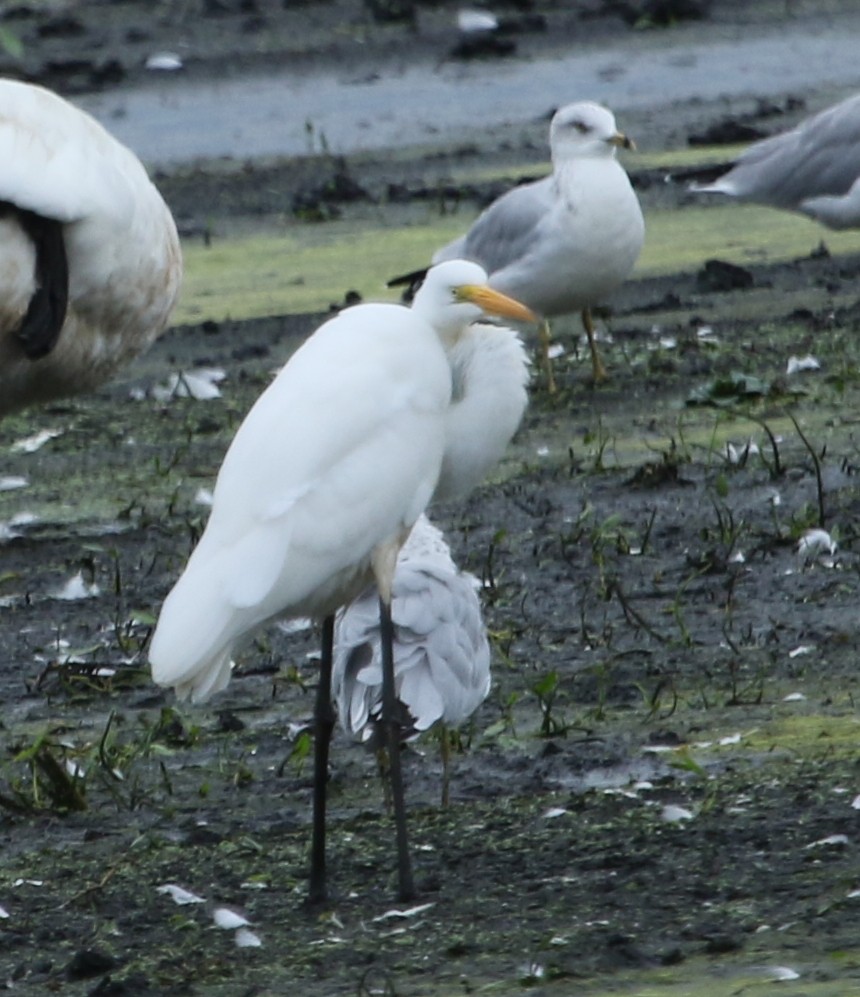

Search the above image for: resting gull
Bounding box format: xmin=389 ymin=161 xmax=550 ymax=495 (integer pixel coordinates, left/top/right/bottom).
xmin=333 ymin=514 xmax=491 ymax=805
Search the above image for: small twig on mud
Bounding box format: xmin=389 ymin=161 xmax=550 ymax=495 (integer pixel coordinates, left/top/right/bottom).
xmin=57 ymin=861 xmax=122 ymax=911
xmin=606 ymin=579 xmax=667 ymax=643
xmin=787 ymin=410 xmax=826 ymax=527
xmin=643 ymin=677 xmax=678 ymax=720
xmin=639 ymin=507 xmax=657 ymax=555
xmin=357 ymin=967 xmax=399 ymax=996
xmin=738 ymin=411 xmax=783 ymax=479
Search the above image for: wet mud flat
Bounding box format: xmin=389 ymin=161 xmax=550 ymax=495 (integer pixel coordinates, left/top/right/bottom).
xmin=3 ymin=240 xmax=860 ymax=995
xmin=3 ymin=1 xmax=860 ymax=994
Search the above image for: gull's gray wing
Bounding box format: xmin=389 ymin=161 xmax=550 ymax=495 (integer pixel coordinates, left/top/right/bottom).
xmin=433 ymin=176 xmax=556 ymax=275
xmin=707 ymin=94 xmax=860 ymax=211
xmin=332 ymin=536 xmax=490 ymax=738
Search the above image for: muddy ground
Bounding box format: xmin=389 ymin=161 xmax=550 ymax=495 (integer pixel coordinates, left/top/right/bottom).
xmin=2 ymin=1 xmax=860 ymax=995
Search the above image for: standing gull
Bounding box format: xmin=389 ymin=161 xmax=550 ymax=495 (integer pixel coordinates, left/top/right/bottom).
xmin=0 ymin=78 xmax=181 ymax=418
xmin=692 ymin=93 xmax=860 ymax=230
xmin=149 ymin=260 xmax=534 ymax=903
xmin=395 ymin=101 xmax=644 ymax=389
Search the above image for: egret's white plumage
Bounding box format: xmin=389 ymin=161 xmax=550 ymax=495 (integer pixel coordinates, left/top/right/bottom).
xmin=148 ymin=258 xmax=534 ymax=901
xmin=692 ymin=94 xmax=860 ymax=229
xmin=149 ymin=261 xmax=532 ymax=703
xmin=333 ymin=513 xmax=491 ymax=743
xmin=431 ymin=101 xmax=644 ymax=385
xmin=0 ymin=78 xmax=181 ymax=416
xmin=434 ymin=320 xmax=529 ymax=502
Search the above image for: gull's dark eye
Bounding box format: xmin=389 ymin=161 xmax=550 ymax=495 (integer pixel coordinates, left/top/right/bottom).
xmin=572 ymin=120 xmax=590 ymax=134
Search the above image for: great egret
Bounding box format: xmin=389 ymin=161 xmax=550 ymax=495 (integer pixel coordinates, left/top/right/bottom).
xmin=333 ymin=513 xmax=491 ymax=807
xmin=691 ymin=93 xmax=860 ymax=229
xmin=392 ymin=101 xmax=644 ymax=389
xmin=149 ymin=259 xmax=535 ymax=902
xmin=0 ymin=78 xmax=181 ymax=418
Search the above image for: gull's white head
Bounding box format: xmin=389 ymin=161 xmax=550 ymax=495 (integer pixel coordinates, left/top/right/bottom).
xmin=549 ymin=101 xmax=635 ymax=163
xmin=412 ymin=260 xmax=535 ymax=342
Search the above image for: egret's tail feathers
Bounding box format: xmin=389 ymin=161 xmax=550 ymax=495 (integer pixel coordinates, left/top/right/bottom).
xmin=149 ymin=586 xmax=240 ymax=703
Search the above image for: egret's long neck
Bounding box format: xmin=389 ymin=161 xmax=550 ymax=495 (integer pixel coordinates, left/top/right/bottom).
xmin=432 ymin=324 xmax=529 ymax=503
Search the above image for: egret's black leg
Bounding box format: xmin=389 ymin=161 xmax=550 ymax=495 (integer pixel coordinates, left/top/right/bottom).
xmin=379 ymin=595 xmax=416 ymax=901
xmin=1 ymin=202 xmax=69 ymax=360
xmin=309 ymin=615 xmax=336 ymax=904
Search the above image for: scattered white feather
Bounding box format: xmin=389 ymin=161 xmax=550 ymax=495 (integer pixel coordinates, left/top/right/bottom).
xmin=729 ymin=550 xmax=746 ymax=563
xmin=543 ymin=806 xmax=568 ymax=819
xmin=768 ymin=490 xmax=781 ymax=507
xmin=372 ymin=902 xmax=435 ymax=922
xmin=546 ymin=343 xmax=565 ymax=360
xmin=847 ymin=887 xmax=860 ymax=899
xmin=766 ymin=966 xmax=801 ymax=981
xmin=194 ymin=488 xmax=214 ymax=507
xmin=11 ymin=429 xmax=63 ymax=453
xmin=213 ymin=907 xmax=251 ymax=930
xmin=146 ymin=51 xmax=183 ymax=71
xmin=0 ymin=905 xmax=9 ymax=919
xmin=718 ymin=733 xmax=742 ymax=746
xmin=697 ymin=325 xmax=718 ymax=343
xmin=797 ymin=528 xmax=837 ymax=562
xmin=156 ymin=883 xmax=206 ymax=905
xmin=12 ymin=879 xmax=43 ymax=887
xmin=235 ymin=927 xmax=263 ymax=948
xmin=805 ymin=833 xmax=849 ymax=849
xmin=519 ymin=962 xmax=545 ymax=981
xmin=52 ymin=571 xmax=101 ymax=601
xmin=782 ymin=691 xmax=806 ymax=702
xmin=726 ymin=439 xmax=760 ymax=464
xmin=0 ymin=476 xmax=28 ymax=491
xmin=786 ymin=354 xmax=820 ymax=375
xmin=153 ymin=368 xmax=226 ymax=402
xmin=276 ymin=617 xmax=314 ymax=636
xmin=851 ymin=794 xmax=860 ymax=811
xmin=0 ymin=511 xmax=38 ymax=540
xmin=661 ymin=804 xmax=695 ymax=823
xmin=788 ymin=645 xmax=813 ymax=658
xmin=536 ymin=445 xmax=550 ymax=456
xmin=457 ymin=8 xmax=498 ymax=32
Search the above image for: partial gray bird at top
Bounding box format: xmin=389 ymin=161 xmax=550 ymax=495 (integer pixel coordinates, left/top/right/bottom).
xmin=691 ymin=93 xmax=860 ymax=230
xmin=0 ymin=78 xmax=182 ymax=419
xmin=392 ymin=101 xmax=644 ymax=390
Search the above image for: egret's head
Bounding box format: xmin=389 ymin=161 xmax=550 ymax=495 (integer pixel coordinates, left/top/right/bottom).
xmin=413 ymin=260 xmax=536 ymax=342
xmin=549 ymin=101 xmax=635 ymax=163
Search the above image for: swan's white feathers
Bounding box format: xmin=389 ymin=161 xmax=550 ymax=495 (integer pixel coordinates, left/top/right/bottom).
xmin=0 ymin=79 xmax=147 ymax=223
xmin=0 ymin=78 xmax=182 ymax=416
